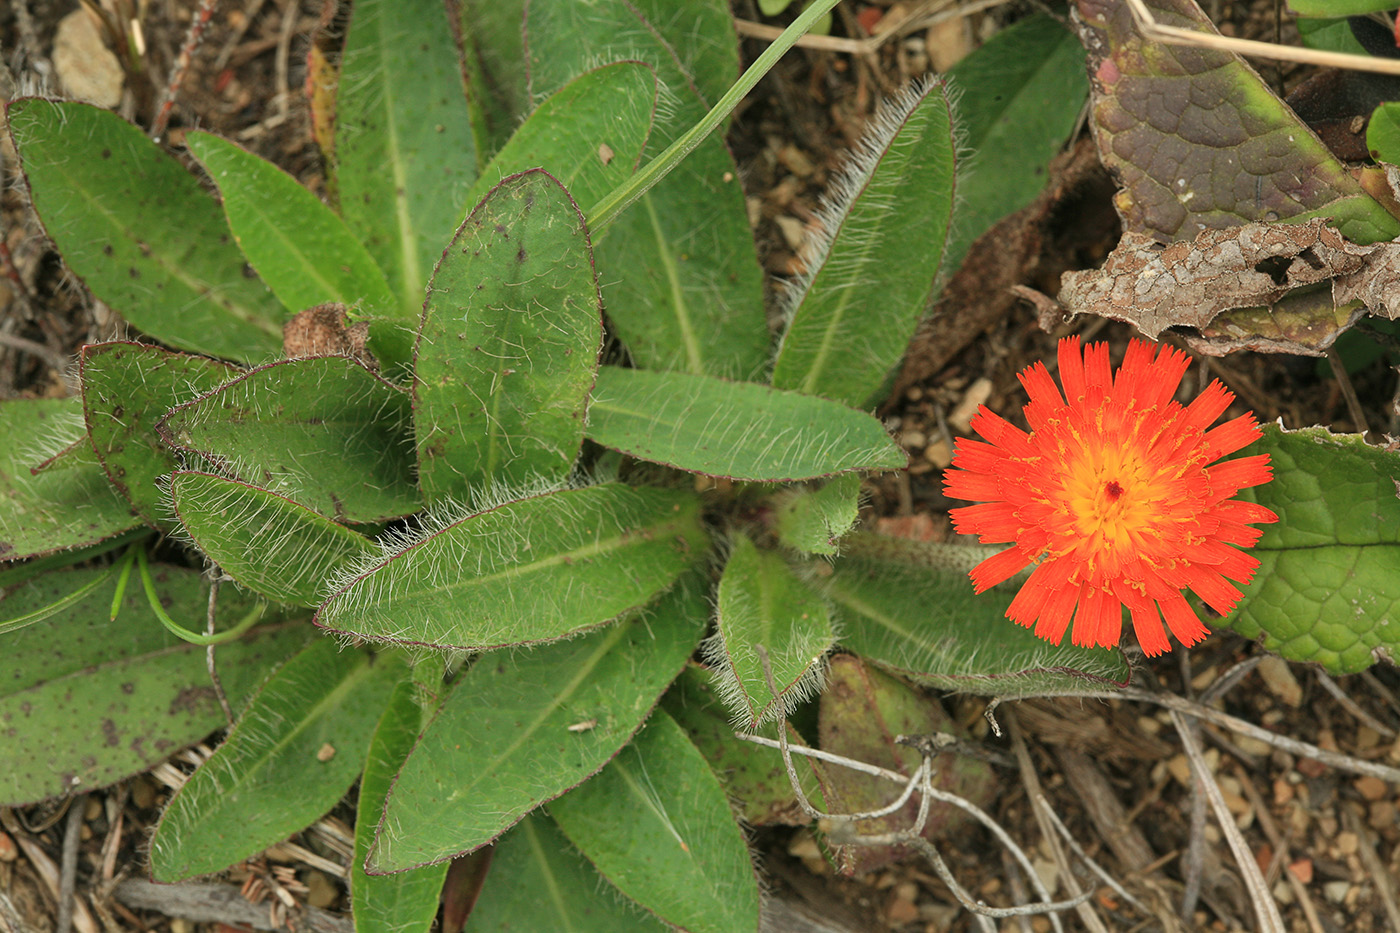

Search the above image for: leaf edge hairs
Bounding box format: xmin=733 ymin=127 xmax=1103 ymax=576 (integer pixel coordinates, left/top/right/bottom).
xmin=942 ymin=337 xmax=1279 ymax=656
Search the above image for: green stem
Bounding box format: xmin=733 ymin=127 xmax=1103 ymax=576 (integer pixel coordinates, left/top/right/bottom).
xmin=109 ymin=545 xmax=137 ymax=621
xmin=137 ymin=548 xmax=265 ymax=645
xmin=586 ymin=0 xmax=844 ymax=231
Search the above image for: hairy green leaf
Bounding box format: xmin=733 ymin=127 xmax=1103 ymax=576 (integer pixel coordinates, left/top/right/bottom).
xmin=337 ymin=0 xmax=478 ymax=317
xmin=627 ymin=0 xmax=740 ymax=111
xmin=5 ymin=99 xmax=283 ymax=363
xmin=587 ymin=367 xmax=907 ymax=481
xmin=1075 ymin=0 xmax=1400 ymax=244
xmin=316 ymin=484 xmax=706 ymax=650
xmin=463 ymin=63 xmax=656 ymax=217
xmin=525 ymin=0 xmax=769 ymax=378
xmin=414 ymin=169 xmax=601 ymax=501
xmin=824 ymin=544 xmax=1132 ymax=695
xmin=353 ymin=680 xmax=447 ymax=933
xmin=158 ymin=357 xmax=420 ymax=523
xmin=943 ymin=14 xmax=1089 ymax=276
xmin=0 ymin=399 xmax=139 ymax=561
xmin=150 ymin=638 xmax=405 ymax=881
xmin=184 ymin=132 xmax=408 ymax=372
xmin=550 ymin=709 xmax=762 ymax=933
xmin=368 ymin=583 xmax=706 ymax=872
xmin=707 ymin=535 xmax=834 ymax=725
xmin=662 ymin=664 xmax=822 ymax=826
xmin=772 ymin=77 xmax=956 ymax=407
xmin=169 ymin=472 xmax=377 ymax=607
xmin=1226 ymin=424 xmax=1400 ymax=672
xmin=469 ymin=813 xmax=670 ymax=932
xmin=450 ymin=0 xmax=530 ymax=158
xmin=774 ymin=473 xmax=861 ymax=555
xmin=80 ymin=342 xmax=240 ymax=531
xmin=0 ymin=565 xmax=305 ymax=806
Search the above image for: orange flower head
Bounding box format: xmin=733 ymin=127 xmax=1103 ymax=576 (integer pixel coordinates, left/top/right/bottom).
xmin=942 ymin=337 xmax=1278 ymax=656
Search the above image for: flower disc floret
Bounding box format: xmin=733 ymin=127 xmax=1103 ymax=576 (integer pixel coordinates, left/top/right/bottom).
xmin=943 ymin=337 xmax=1278 ymax=656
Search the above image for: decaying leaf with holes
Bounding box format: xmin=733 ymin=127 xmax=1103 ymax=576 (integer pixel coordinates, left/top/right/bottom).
xmin=1053 ymin=218 xmax=1400 ymax=354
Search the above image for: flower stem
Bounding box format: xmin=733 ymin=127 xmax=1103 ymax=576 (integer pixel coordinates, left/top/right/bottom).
xmin=586 ymin=0 xmax=844 ymax=231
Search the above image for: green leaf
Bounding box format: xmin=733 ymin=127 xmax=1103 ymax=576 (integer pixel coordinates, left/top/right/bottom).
xmin=316 ymin=484 xmax=706 ymax=650
xmin=468 ymin=813 xmax=671 ymax=932
xmin=0 ymin=531 xmax=149 ymax=591
xmin=450 ymin=0 xmax=531 ymax=158
xmin=337 ymin=0 xmax=478 ymax=317
xmin=414 ymin=169 xmax=602 ymax=502
xmin=80 ymin=342 xmax=241 ymax=531
xmin=943 ymin=14 xmax=1089 ymax=276
xmin=157 ymin=356 xmax=420 ymax=523
xmin=586 ymin=367 xmax=907 ymax=481
xmin=0 ymin=565 xmax=306 ymax=806
xmin=5 ymin=98 xmax=283 ymax=362
xmin=824 ymin=545 xmax=1132 ymax=695
xmin=1296 ymin=16 xmax=1370 ymax=53
xmin=627 ymin=0 xmax=740 ymax=111
xmin=1288 ymin=0 xmax=1396 ymax=15
xmin=169 ymin=471 xmax=378 ymax=608
xmin=1369 ymin=102 xmax=1400 ymax=166
xmin=774 ymin=473 xmax=862 ymax=555
xmin=183 ymin=131 xmax=408 ymax=372
xmin=525 ymin=1 xmax=770 ymax=378
xmin=462 ymin=63 xmax=656 ymax=218
xmin=550 ymin=709 xmax=762 ymax=933
xmin=662 ymin=664 xmax=823 ymax=826
xmin=149 ymin=638 xmax=405 ymax=881
xmin=1226 ymin=424 xmax=1400 ymax=672
xmin=1076 ymin=0 xmax=1400 ymax=244
xmin=0 ymin=399 xmax=140 ymax=561
xmin=353 ymin=680 xmax=448 ymax=933
xmin=816 ymin=655 xmax=993 ymax=875
xmin=772 ymin=77 xmax=957 ymax=407
xmin=707 ymin=535 xmax=835 ymax=725
xmin=368 ymin=583 xmax=706 ymax=872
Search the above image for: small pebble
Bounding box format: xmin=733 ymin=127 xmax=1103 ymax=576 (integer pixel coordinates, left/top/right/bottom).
xmin=1354 ymin=775 xmax=1388 ymax=801
xmin=1323 ymin=880 xmax=1352 ymax=904
xmin=923 ymin=440 xmax=951 ymax=468
xmin=900 ymin=429 xmax=927 ymax=450
xmin=947 ymin=378 xmax=992 ymax=433
xmin=171 ymin=918 xmax=194 ymax=933
xmin=304 ymin=870 xmax=339 ymax=909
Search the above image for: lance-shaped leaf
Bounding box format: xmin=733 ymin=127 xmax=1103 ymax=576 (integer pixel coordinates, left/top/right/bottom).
xmin=169 ymin=471 xmax=378 ymax=607
xmin=462 ymin=62 xmax=656 ymax=217
xmin=705 ymin=534 xmax=834 ymax=725
xmin=816 ymin=655 xmax=993 ymax=875
xmin=1075 ymin=0 xmax=1400 ymax=245
xmin=586 ymin=367 xmax=907 ymax=481
xmin=157 ymin=357 xmax=420 ymax=523
xmin=662 ymin=664 xmax=823 ymax=827
xmin=0 ymin=565 xmax=306 ymax=806
xmin=80 ymin=342 xmax=241 ymax=531
xmin=774 ymin=473 xmax=862 ymax=556
xmin=184 ymin=131 xmax=410 ymax=373
xmin=448 ymin=0 xmax=530 ymax=158
xmin=1226 ymin=424 xmax=1400 ymax=673
xmin=525 ymin=1 xmax=770 ymax=379
xmin=316 ymin=484 xmax=706 ymax=650
xmin=414 ymin=169 xmax=601 ymax=502
xmin=823 ymin=545 xmax=1132 ymax=696
xmin=5 ymin=99 xmax=283 ymax=363
xmin=368 ymin=583 xmax=706 ymax=872
xmin=336 ymin=0 xmax=478 ymax=318
xmin=772 ymin=78 xmax=957 ymax=408
xmin=942 ymin=13 xmax=1089 ymax=277
xmin=469 ymin=813 xmax=670 ymax=932
xmin=627 ymin=0 xmax=739 ymax=111
xmin=550 ymin=709 xmax=762 ymax=933
xmin=149 ymin=638 xmax=406 ymax=881
xmin=0 ymin=399 xmax=139 ymax=561
xmin=353 ymin=680 xmax=448 ymax=933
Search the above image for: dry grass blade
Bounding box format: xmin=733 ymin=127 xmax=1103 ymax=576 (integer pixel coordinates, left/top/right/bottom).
xmin=1343 ymin=806 xmax=1400 ymax=930
xmin=1168 ymin=710 xmax=1285 ymax=933
xmin=1123 ymin=0 xmax=1400 ymax=75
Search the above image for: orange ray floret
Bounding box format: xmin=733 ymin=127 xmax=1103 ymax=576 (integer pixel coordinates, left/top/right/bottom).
xmin=943 ymin=337 xmax=1278 ymax=656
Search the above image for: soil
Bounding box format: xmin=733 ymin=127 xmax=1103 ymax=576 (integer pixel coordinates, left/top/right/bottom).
xmin=2 ymin=2 xmax=1400 ymax=933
